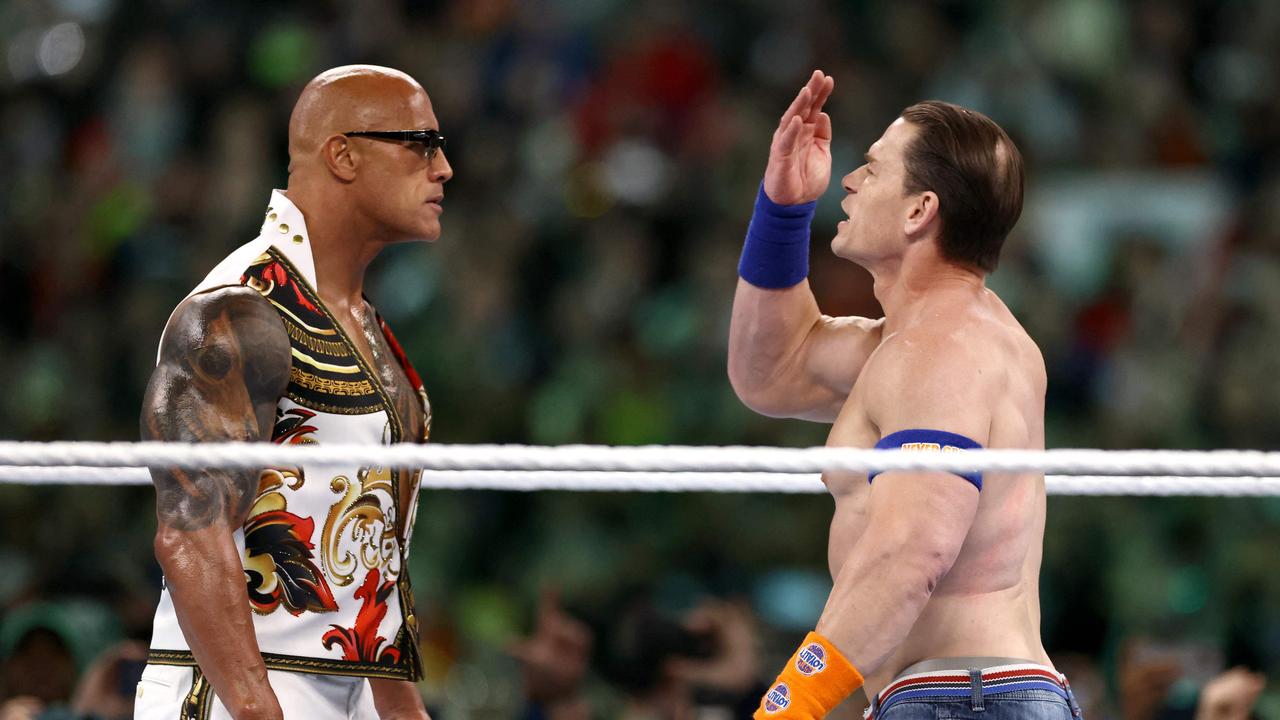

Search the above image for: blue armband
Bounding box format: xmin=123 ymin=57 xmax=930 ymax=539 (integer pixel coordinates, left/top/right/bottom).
xmin=868 ymin=429 xmax=984 ymax=491
xmin=737 ymin=183 xmax=816 ymax=289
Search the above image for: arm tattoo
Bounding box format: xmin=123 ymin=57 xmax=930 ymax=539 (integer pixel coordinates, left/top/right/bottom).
xmin=141 ymin=286 xmax=291 ymax=532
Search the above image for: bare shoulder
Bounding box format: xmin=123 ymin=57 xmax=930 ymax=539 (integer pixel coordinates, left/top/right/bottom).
xmin=865 ymin=320 xmax=1003 ymax=401
xmin=970 ymin=293 xmax=1047 ymax=395
xmin=144 ymin=286 xmax=291 ymax=530
xmin=860 ymin=297 xmax=1040 ymax=441
xmin=146 ymin=284 xmax=291 ymax=437
xmin=161 ymin=286 xmax=290 ymax=359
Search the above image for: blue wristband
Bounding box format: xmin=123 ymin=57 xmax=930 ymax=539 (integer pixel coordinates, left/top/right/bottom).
xmin=738 ymin=184 xmax=817 ymax=289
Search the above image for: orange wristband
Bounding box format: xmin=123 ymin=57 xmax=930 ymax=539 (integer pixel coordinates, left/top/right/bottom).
xmin=754 ymin=631 xmax=864 ymax=719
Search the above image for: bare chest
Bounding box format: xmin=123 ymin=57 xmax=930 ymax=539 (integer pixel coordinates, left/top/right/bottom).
xmin=822 ymin=375 xmax=881 ymax=497
xmin=336 ymin=313 xmax=426 ymax=444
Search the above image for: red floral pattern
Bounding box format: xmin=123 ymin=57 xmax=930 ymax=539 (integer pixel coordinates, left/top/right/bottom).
xmin=321 ymin=568 xmax=402 ymax=664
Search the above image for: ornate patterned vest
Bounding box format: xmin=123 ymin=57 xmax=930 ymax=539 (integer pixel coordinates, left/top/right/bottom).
xmin=147 ymin=191 xmax=429 ymax=681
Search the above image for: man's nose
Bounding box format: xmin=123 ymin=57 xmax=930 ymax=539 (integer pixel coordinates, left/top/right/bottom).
xmin=842 ymin=170 xmax=858 ymax=193
xmin=432 ymin=151 xmax=453 ymax=183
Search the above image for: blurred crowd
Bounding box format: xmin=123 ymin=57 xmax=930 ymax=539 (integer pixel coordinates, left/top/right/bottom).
xmin=3 ymin=0 xmax=1280 ymax=716
xmin=0 ymin=588 xmax=1271 ymax=719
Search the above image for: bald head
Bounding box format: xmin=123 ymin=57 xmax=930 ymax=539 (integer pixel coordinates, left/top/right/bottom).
xmin=288 ymin=65 xmax=433 ymax=174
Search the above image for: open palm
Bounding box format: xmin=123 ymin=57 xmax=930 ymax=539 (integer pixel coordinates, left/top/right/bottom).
xmin=763 ymin=70 xmax=835 ymax=205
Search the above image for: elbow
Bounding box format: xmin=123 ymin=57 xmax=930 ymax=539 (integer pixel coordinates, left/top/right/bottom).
xmin=918 ymin=550 xmax=954 ymax=597
xmin=153 ymin=528 xmax=175 ymax=567
xmin=730 ymin=378 xmax=786 ymax=418
xmin=880 ymin=530 xmax=962 ymax=602
xmin=727 ymin=357 xmax=789 ymax=417
xmin=909 ymin=542 xmax=962 ymax=599
xmin=153 ymin=526 xmax=189 ymax=573
xmin=727 ymin=362 xmax=763 ymax=413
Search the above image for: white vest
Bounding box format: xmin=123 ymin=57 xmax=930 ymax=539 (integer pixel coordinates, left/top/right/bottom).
xmin=147 ymin=191 xmax=428 ymax=680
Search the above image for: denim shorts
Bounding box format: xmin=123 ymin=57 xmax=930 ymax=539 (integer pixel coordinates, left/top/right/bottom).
xmin=868 ymin=663 xmax=1084 ymax=720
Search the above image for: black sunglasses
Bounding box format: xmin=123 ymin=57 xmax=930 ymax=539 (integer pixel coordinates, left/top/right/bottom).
xmin=343 ymin=129 xmax=447 ymax=159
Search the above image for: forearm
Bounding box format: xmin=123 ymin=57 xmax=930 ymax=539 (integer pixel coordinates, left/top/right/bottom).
xmin=730 ymin=281 xmax=881 ymax=420
xmin=157 ymin=525 xmax=280 ymax=720
xmin=815 ymin=535 xmax=948 ymax=677
xmin=728 ymin=279 xmax=824 ymax=401
xmin=370 ymin=678 xmax=429 ymax=719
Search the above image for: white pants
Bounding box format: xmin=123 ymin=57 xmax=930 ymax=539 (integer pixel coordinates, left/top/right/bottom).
xmin=134 ymin=664 xmax=379 ymax=720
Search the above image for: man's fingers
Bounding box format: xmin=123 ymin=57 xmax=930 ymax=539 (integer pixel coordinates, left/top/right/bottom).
xmin=778 ymin=86 xmax=812 ymax=132
xmin=815 ymin=112 xmax=833 ymax=146
xmin=799 ymin=71 xmax=830 ymax=121
xmin=774 ymin=115 xmax=802 ymax=156
xmin=803 ymin=69 xmax=824 ymax=99
xmin=821 ymin=73 xmax=835 ymax=102
xmin=807 ymin=74 xmax=834 ymax=120
xmin=792 ymin=116 xmax=817 ymax=157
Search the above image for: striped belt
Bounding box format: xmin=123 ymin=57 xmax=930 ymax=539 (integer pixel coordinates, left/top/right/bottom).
xmin=871 ymin=663 xmax=1071 ymax=719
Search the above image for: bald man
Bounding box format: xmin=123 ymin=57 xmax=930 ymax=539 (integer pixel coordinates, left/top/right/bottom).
xmin=137 ymin=65 xmax=450 ymax=720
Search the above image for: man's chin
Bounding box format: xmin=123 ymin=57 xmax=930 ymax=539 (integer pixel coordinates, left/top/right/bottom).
xmin=830 ymin=236 xmax=874 ymax=268
xmin=394 ymin=221 xmax=442 ymax=244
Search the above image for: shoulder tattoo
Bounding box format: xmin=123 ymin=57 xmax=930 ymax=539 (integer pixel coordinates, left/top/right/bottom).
xmin=141 ymin=287 xmax=291 ymax=531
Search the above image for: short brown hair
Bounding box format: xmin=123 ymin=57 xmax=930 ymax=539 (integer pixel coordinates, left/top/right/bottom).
xmin=899 ymin=101 xmax=1024 ymax=272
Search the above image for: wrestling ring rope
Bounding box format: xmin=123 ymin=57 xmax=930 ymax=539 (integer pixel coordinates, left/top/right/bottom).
xmin=1 ymin=442 xmax=1280 ymax=496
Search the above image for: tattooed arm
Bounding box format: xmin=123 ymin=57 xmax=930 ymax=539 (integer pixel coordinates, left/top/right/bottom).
xmin=142 ymin=286 xmax=291 ymax=720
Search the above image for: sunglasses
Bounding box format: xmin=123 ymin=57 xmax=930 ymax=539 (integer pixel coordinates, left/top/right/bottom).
xmin=343 ymin=129 xmax=447 ymax=160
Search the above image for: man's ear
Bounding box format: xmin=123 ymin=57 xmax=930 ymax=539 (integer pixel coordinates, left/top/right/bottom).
xmin=322 ymin=135 xmax=358 ymax=182
xmin=903 ymin=190 xmax=940 ymax=238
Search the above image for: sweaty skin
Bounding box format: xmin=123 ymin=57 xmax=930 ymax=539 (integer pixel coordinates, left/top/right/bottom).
xmin=728 ymin=71 xmax=1049 ymax=700
xmin=143 ymin=65 xmax=448 ymax=720
xmin=143 ymin=287 xmax=291 ymax=720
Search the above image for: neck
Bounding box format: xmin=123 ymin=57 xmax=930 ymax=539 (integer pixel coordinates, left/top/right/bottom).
xmin=282 ymin=186 xmax=385 ymax=313
xmin=868 ymin=240 xmax=986 ymax=334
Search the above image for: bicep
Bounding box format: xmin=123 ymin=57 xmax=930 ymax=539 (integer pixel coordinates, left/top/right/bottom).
xmin=142 ymin=288 xmax=291 ymax=530
xmin=858 ymin=338 xmax=995 ymax=550
xmin=800 ymin=315 xmax=883 ymax=414
xmin=730 ymin=279 xmax=885 ymax=417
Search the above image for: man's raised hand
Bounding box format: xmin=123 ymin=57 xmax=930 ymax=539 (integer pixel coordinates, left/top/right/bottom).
xmin=763 ymin=70 xmax=835 ymax=205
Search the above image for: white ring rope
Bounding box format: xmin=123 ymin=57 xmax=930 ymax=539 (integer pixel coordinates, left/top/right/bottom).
xmin=3 ymin=441 xmax=1280 ymax=476
xmin=5 ymin=443 xmax=1280 ymax=491
xmin=2 ymin=465 xmax=1280 ymax=496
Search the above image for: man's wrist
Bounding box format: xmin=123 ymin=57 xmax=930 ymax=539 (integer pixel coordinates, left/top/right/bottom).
xmin=738 ymin=183 xmax=817 ymax=289
xmin=226 ymin=697 xmax=284 ymax=720
xmin=755 ymin=631 xmax=862 ymax=719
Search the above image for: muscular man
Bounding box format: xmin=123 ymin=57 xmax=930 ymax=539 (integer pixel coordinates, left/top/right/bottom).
xmin=730 ymin=72 xmax=1082 ymax=719
xmin=137 ymin=65 xmax=450 ymax=720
